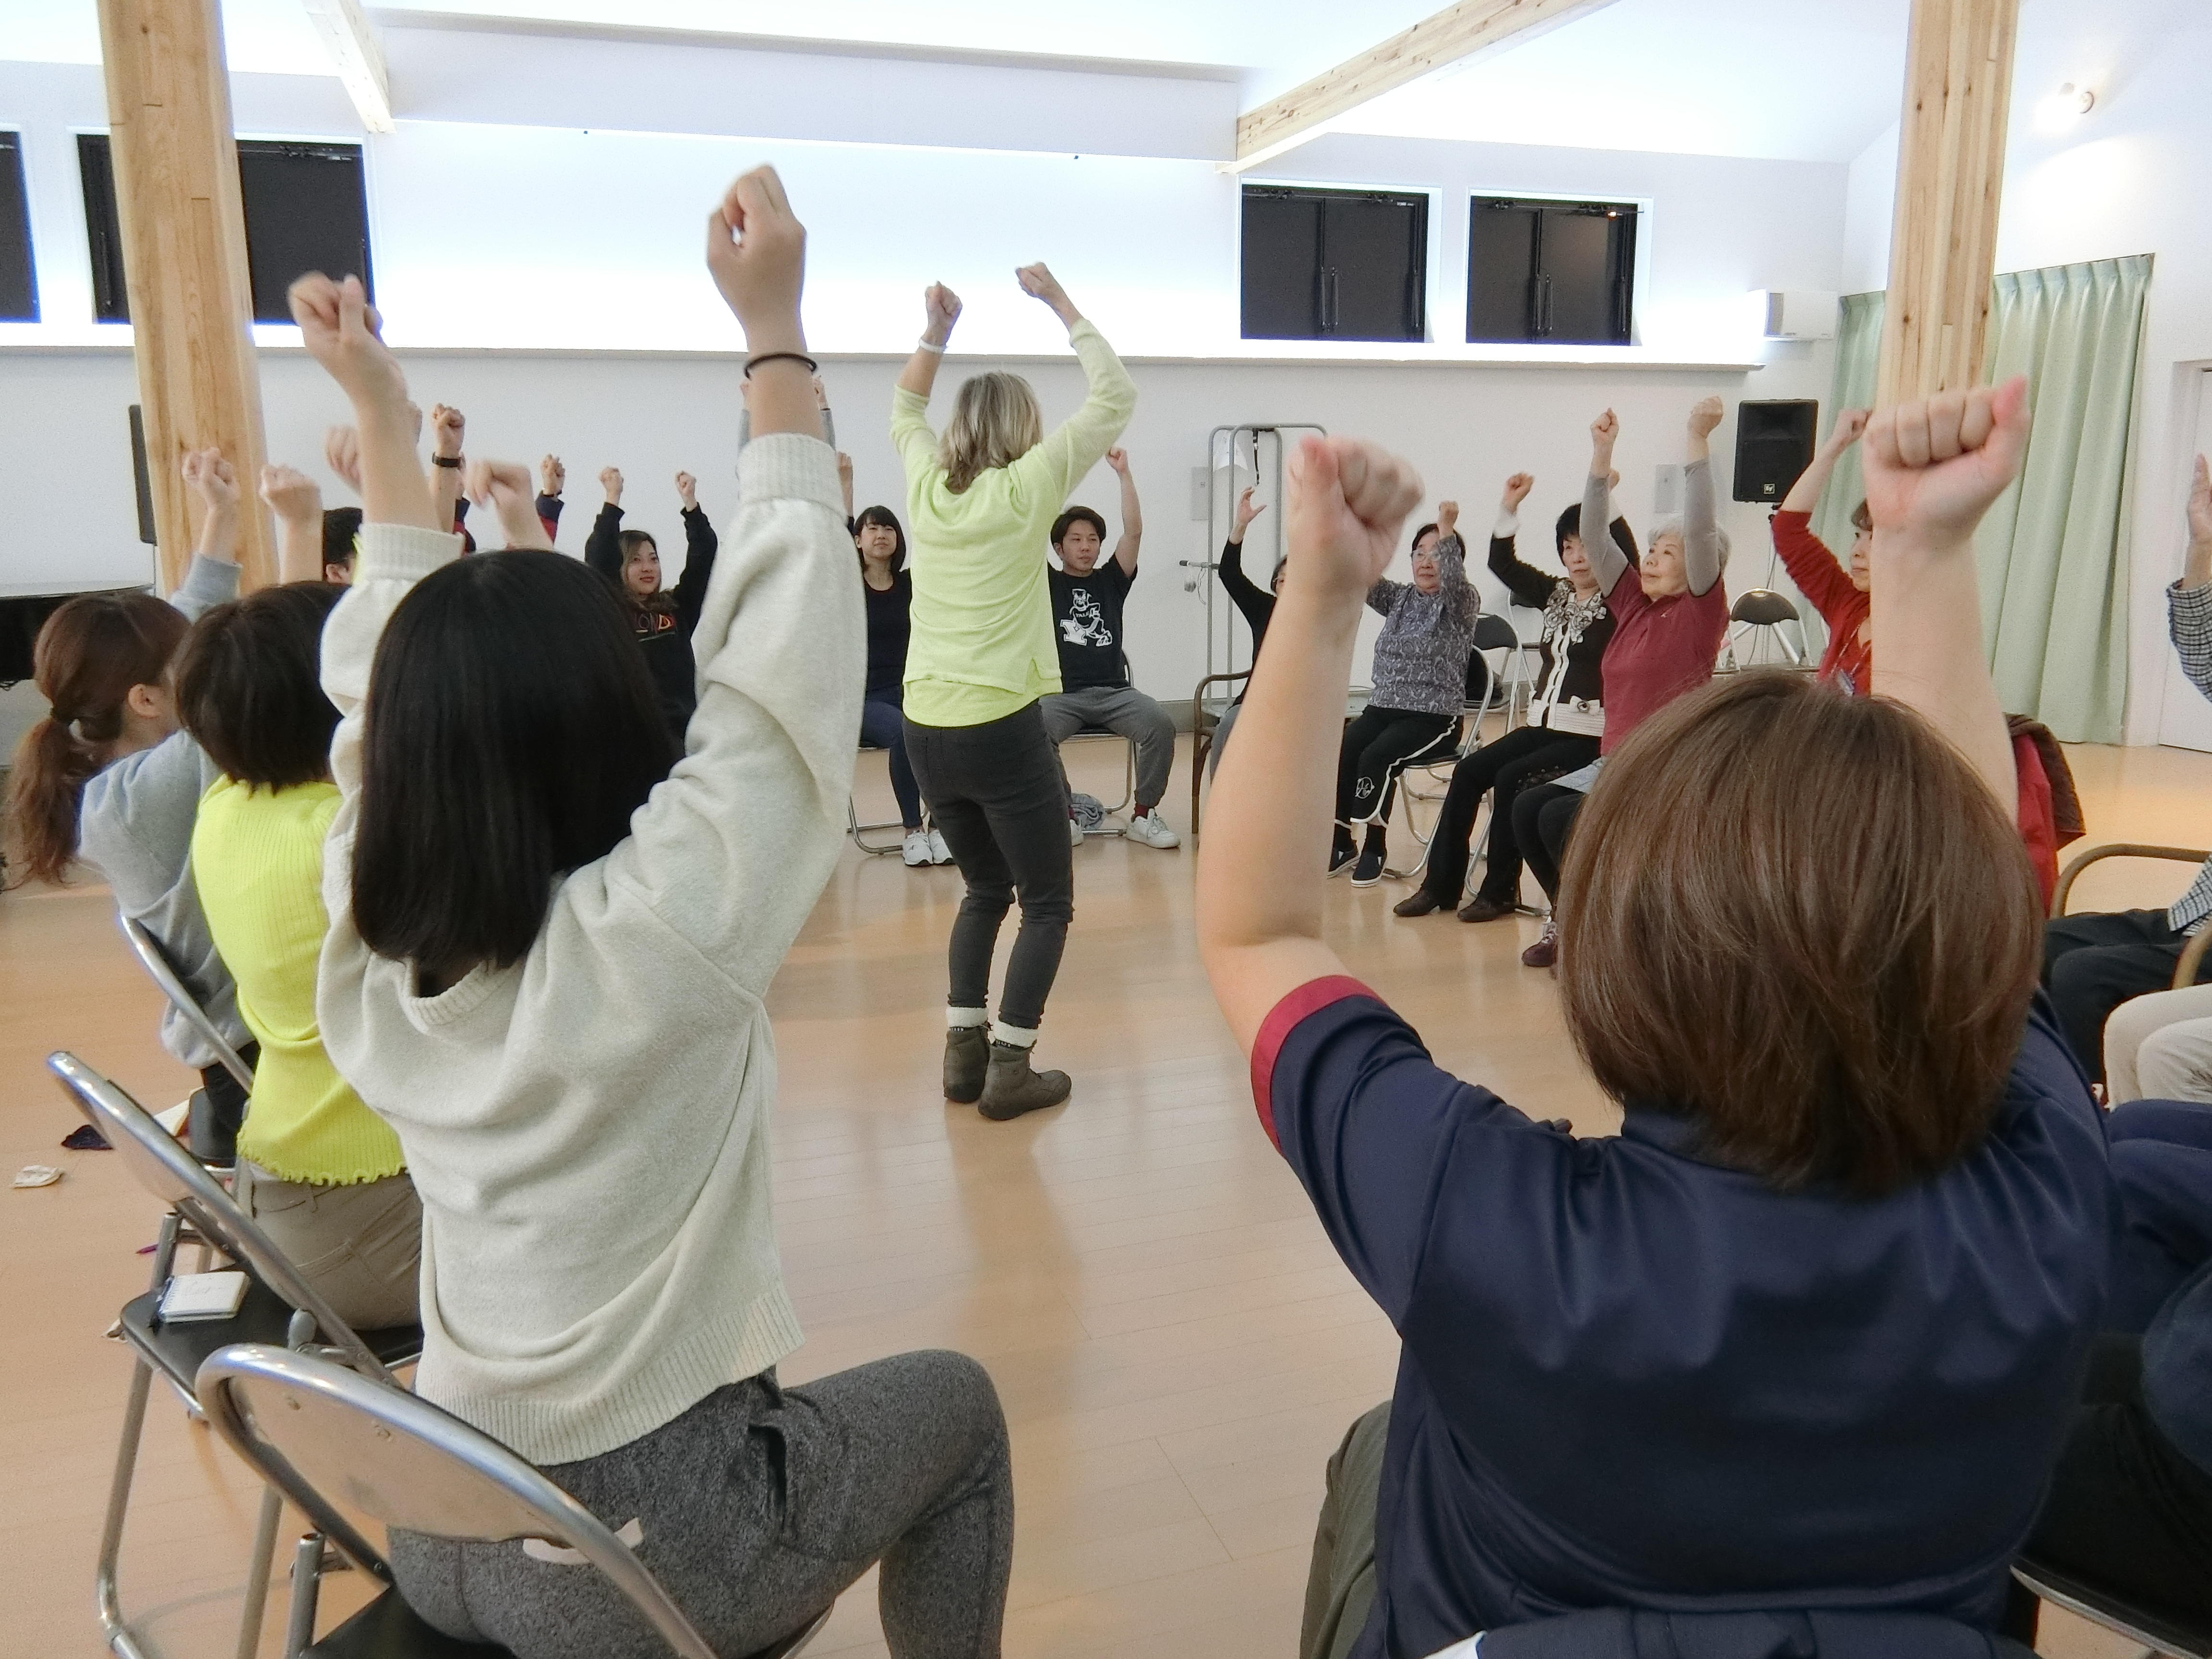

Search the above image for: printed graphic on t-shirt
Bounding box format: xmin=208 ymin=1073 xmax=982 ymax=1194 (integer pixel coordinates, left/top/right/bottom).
xmin=1060 ymin=587 xmax=1113 ymax=649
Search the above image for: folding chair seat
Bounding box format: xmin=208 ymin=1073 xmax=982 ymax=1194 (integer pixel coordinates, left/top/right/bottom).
xmin=48 ymin=1051 xmax=421 ymax=1659
xmin=1187 ymin=667 xmax=1251 ymax=843
xmin=1721 ymin=589 xmax=1807 ymax=671
xmin=197 ymin=1344 xmax=830 ymax=1659
xmin=2013 ymin=1552 xmax=2212 ymax=1659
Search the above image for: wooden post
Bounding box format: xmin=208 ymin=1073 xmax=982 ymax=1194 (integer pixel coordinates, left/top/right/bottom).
xmin=96 ymin=0 xmax=275 ymax=590
xmin=1875 ymin=0 xmax=2020 ymax=405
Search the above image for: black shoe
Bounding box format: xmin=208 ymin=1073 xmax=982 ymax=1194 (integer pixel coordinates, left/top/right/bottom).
xmin=978 ymin=1042 xmax=1072 ymax=1121
xmin=1351 ymin=830 xmax=1387 ymax=888
xmin=1457 ymin=894 xmax=1514 ymax=924
xmin=944 ymin=1024 xmax=990 ymax=1104
xmin=1394 ymin=889 xmax=1446 ymax=917
xmin=1328 ymin=825 xmax=1358 ymax=877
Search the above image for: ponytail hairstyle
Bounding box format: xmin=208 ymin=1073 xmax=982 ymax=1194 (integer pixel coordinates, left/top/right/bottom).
xmin=6 ymin=593 xmax=189 ymax=883
xmin=938 ymin=372 xmax=1044 ymax=494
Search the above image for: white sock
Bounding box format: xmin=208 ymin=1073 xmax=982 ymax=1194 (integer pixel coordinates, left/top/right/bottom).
xmin=993 ymin=1022 xmax=1039 ymax=1050
xmin=947 ymin=1007 xmax=988 ymax=1030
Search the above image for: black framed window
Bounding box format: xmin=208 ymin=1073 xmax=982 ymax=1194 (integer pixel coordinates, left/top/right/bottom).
xmin=78 ymin=134 xmax=126 ymax=322
xmin=236 ymin=141 xmax=372 ymax=322
xmin=77 ymin=135 xmax=373 ymax=325
xmin=1242 ymin=185 xmax=1428 ymax=343
xmin=0 ymin=133 xmax=35 ymax=322
xmin=1466 ymin=197 xmax=1637 ymax=346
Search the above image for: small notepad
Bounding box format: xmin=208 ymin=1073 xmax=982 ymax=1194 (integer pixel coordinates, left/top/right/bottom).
xmin=158 ymin=1270 xmax=249 ymax=1322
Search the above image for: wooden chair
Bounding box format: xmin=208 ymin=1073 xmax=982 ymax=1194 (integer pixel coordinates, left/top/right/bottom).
xmin=2052 ymin=844 xmax=2212 ymax=989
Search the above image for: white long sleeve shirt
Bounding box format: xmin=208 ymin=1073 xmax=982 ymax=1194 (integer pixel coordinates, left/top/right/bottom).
xmin=315 ymin=434 xmax=862 ymax=1463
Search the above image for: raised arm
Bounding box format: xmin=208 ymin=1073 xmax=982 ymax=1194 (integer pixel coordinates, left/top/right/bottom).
xmin=292 ymin=272 xmax=458 ymax=823
xmin=897 ymin=283 xmax=961 ymax=403
xmin=174 ymin=448 xmax=243 ymax=619
xmin=672 ymin=469 xmax=720 ymax=632
xmin=428 ymin=403 xmax=466 ymax=533
xmin=1486 ymin=473 xmax=1557 ymax=608
xmin=1781 ymin=407 xmax=1868 ymax=516
xmin=1218 ymin=487 xmax=1272 ymax=630
xmin=1011 ymin=264 xmax=1138 ymax=497
xmin=1866 ymin=379 xmax=2029 ymax=811
xmin=1106 ymin=446 xmax=1142 ymax=576
xmin=1433 ymin=500 xmax=1479 ymax=628
xmin=1583 ymin=411 xmax=1631 ymax=593
xmin=466 ymin=458 xmax=554 ymax=551
xmin=585 ymin=469 xmax=624 ymax=585
xmin=1199 ymin=436 xmax=1426 ymax=1051
xmin=536 ymin=453 xmax=565 ymax=543
xmin=1682 ymin=396 xmax=1725 ymax=599
xmin=598 ymin=165 xmax=864 ymax=991
xmin=260 ymin=464 xmax=326 ymax=585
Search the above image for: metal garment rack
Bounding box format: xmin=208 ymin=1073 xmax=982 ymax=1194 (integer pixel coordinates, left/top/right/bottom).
xmin=1178 ymin=424 xmax=1328 ymax=685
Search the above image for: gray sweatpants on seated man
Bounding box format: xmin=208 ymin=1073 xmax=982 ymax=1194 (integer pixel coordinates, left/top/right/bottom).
xmin=1040 ymin=685 xmax=1177 ymax=812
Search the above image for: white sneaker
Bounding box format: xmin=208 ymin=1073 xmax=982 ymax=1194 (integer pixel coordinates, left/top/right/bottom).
xmin=1126 ymin=811 xmax=1181 ymax=850
xmin=1070 ymin=817 xmax=1085 ymax=846
xmin=902 ymin=830 xmax=931 ymax=867
xmin=927 ymin=829 xmax=953 ymax=865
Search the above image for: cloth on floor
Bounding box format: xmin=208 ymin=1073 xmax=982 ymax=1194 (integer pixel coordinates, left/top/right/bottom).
xmin=61 ymin=1124 xmax=110 ymax=1151
xmin=1069 ymin=792 xmax=1108 ymax=831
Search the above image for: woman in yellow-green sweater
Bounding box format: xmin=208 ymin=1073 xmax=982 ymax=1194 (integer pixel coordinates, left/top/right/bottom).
xmin=176 ymin=582 xmax=419 ymax=1331
xmin=894 ymin=264 xmax=1137 ymax=1122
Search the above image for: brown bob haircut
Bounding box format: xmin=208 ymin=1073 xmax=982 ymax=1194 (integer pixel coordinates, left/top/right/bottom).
xmin=1557 ymin=670 xmax=2041 ymax=1196
xmin=174 ymin=583 xmax=345 ymax=790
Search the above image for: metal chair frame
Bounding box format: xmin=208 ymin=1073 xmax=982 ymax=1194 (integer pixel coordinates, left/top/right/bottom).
xmin=2053 ymin=843 xmax=2212 ymax=989
xmin=48 ymin=1052 xmax=419 ymax=1659
xmin=119 ymin=913 xmax=253 ymax=1094
xmin=1720 ymin=588 xmax=1810 ymax=673
xmin=196 ymin=1345 xmax=828 ymax=1659
xmin=2013 ymin=1555 xmax=2212 ymax=1659
xmin=1187 ymin=668 xmax=1252 ymax=845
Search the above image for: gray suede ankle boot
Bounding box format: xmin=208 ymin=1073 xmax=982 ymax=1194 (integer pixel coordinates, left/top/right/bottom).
xmin=978 ymin=1041 xmax=1071 ymax=1121
xmin=944 ymin=1024 xmax=990 ymax=1104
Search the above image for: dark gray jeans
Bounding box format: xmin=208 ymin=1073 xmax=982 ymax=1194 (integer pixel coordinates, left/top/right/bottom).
xmin=904 ymin=702 xmax=1075 ymax=1031
xmin=390 ymin=1349 xmax=1012 ymax=1659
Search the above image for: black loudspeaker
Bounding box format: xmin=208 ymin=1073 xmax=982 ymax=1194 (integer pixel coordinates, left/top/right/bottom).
xmin=129 ymin=404 xmax=156 ymax=545
xmin=1733 ymin=399 xmax=1818 ymax=504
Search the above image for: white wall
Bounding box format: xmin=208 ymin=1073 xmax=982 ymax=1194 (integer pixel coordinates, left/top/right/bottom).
xmin=1837 ymin=0 xmax=2212 ymax=745
xmin=0 ymin=47 xmax=1843 ymax=701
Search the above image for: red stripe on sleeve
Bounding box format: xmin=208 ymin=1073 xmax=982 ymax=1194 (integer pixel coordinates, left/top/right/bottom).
xmin=1250 ymin=975 xmax=1380 ymax=1152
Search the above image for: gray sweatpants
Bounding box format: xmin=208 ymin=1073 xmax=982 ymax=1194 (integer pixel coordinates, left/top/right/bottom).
xmin=390 ymin=1349 xmax=1012 ymax=1659
xmin=1040 ymin=685 xmax=1177 ymax=813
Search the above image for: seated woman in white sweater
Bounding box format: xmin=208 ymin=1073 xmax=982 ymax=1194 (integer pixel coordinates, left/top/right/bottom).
xmin=296 ymin=169 xmax=1011 ymax=1659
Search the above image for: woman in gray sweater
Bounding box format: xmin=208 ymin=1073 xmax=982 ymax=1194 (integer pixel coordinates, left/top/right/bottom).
xmin=1331 ymin=502 xmax=1481 ymax=886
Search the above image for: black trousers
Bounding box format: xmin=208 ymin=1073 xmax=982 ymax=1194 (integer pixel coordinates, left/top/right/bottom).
xmin=1419 ymin=726 xmax=1599 ymax=906
xmin=1336 ymin=706 xmax=1457 ymax=828
xmin=190 ymin=1040 xmax=257 ymax=1165
xmin=904 ymin=703 xmax=1074 ymax=1032
xmin=2025 ymin=1335 xmax=2212 ymax=1621
xmin=1514 ymin=782 xmax=1588 ymax=904
xmin=2042 ymin=909 xmax=2212 ymax=1082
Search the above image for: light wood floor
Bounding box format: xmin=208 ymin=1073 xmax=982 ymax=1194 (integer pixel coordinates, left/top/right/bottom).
xmin=6 ymin=734 xmax=2204 ymax=1659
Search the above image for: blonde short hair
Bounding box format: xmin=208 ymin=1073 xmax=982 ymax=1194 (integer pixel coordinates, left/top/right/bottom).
xmin=939 ymin=373 xmax=1045 ymax=494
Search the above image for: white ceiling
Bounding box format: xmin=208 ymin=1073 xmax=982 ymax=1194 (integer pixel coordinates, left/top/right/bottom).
xmin=1329 ymin=0 xmax=1914 ymax=164
xmin=1 ymin=0 xmax=2173 ymax=169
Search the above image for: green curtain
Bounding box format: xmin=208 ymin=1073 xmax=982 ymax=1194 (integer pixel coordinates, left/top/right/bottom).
xmin=1816 ymin=255 xmax=2150 ymax=742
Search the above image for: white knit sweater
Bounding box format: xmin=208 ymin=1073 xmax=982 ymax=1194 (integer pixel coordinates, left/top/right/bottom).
xmin=316 ymin=435 xmax=862 ymax=1464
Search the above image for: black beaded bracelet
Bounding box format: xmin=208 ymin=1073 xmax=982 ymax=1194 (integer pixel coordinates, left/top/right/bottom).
xmin=744 ymin=351 xmax=818 ymax=378
xmin=431 ymin=454 xmax=464 ymax=469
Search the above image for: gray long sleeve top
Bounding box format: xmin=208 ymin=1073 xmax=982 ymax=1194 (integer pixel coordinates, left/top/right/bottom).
xmin=1366 ymin=531 xmax=1482 ymax=718
xmin=74 ymin=554 xmax=248 ymax=1068
xmin=1583 ymin=458 xmax=1722 ymax=600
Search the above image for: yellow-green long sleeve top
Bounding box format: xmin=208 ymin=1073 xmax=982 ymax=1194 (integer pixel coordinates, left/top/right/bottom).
xmin=893 ymin=319 xmax=1137 ymax=727
xmin=192 ymin=777 xmax=404 ymax=1187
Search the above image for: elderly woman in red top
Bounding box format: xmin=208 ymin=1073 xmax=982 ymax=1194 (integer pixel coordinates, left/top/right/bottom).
xmin=1771 ymin=408 xmax=1874 ymax=693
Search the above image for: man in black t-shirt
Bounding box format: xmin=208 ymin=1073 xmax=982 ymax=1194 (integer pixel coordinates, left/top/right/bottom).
xmin=1043 ymin=448 xmax=1180 ymax=849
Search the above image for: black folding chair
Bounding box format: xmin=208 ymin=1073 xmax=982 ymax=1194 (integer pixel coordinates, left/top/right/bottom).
xmin=197 ymin=1344 xmax=830 ymax=1659
xmin=48 ymin=1052 xmax=421 ymax=1659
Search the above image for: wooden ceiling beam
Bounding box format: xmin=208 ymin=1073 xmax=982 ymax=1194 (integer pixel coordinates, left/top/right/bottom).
xmin=1232 ymin=0 xmax=1621 ymax=172
xmin=302 ymin=0 xmax=396 ymax=133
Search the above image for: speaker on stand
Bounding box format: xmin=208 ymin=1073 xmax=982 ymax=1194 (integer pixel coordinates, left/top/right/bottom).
xmin=1727 ymin=399 xmax=1820 ymax=670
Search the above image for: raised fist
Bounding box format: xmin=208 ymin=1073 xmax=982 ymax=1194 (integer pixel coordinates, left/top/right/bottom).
xmin=1502 ymin=472 xmax=1534 ymax=511
xmin=599 ymin=467 xmax=623 ymax=504
xmin=1687 ymin=396 xmax=1725 ymax=441
xmin=259 ymin=463 xmax=322 ymax=524
xmin=540 ymin=454 xmax=565 ymax=497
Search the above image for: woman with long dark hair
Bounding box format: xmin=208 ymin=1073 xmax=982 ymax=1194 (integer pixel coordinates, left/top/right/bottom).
xmin=4 ymin=449 xmax=253 ymax=1161
xmin=297 ymin=169 xmax=1011 ymax=1659
xmin=856 ymin=503 xmax=947 ymax=866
